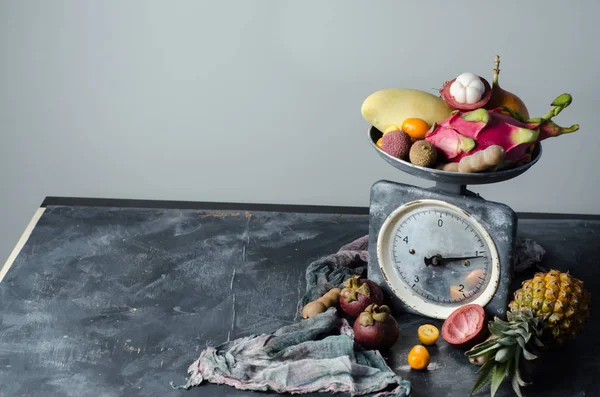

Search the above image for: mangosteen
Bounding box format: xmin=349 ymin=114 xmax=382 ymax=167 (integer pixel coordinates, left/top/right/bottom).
xmin=353 ymin=304 xmax=399 ymax=350
xmin=339 ymin=275 xmax=385 ymax=318
xmin=440 ymin=72 xmax=492 ymax=111
xmin=441 ymin=303 xmax=489 ymax=349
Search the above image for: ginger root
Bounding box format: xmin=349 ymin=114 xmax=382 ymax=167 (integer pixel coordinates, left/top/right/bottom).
xmin=458 ymin=145 xmax=505 ymax=173
xmin=302 ymin=288 xmax=341 ymax=319
xmin=436 ymin=145 xmax=505 ymax=173
xmin=437 ymin=162 xmax=459 ymax=172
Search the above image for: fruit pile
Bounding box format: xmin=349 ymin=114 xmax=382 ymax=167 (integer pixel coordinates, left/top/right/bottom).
xmin=302 ymin=275 xmax=400 ymax=350
xmin=361 ymin=56 xmax=580 ymax=173
xmin=338 ymin=276 xmax=401 ymax=351
xmin=301 ymin=268 xmax=591 ymax=397
xmin=445 ymin=269 xmax=591 ymax=397
xmin=301 ymin=275 xmax=440 ymax=370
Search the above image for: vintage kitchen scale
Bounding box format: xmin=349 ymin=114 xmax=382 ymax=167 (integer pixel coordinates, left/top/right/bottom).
xmin=366 ymin=126 xmax=543 ymax=320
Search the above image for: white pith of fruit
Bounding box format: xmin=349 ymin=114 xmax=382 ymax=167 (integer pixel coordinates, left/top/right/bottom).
xmin=449 ymin=72 xmax=485 ymax=104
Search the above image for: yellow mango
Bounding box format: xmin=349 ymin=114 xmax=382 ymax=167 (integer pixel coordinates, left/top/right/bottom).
xmin=361 ymin=88 xmax=453 ymax=134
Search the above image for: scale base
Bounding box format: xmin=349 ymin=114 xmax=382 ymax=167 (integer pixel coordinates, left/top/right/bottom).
xmin=368 ymin=180 xmax=518 ymax=320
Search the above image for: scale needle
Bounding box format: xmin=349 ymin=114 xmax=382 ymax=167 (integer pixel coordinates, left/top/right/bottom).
xmin=424 ymin=254 xmax=484 ymax=267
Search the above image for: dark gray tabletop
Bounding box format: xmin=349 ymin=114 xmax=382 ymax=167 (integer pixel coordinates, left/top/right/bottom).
xmin=1 ymin=199 xmax=599 ymax=397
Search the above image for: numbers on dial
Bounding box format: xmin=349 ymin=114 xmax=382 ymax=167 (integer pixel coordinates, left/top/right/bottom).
xmin=391 ymin=209 xmax=491 ymax=305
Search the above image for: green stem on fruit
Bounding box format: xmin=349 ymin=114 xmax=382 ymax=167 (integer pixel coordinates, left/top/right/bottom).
xmin=539 ymin=122 xmax=579 ymax=137
xmin=540 ymin=94 xmax=573 ymax=121
xmin=551 ymin=93 xmax=572 ymax=107
xmin=492 ymin=55 xmax=500 ymax=85
xmin=501 ymin=106 xmax=526 ymax=122
xmin=358 ymin=312 xmax=374 ymax=327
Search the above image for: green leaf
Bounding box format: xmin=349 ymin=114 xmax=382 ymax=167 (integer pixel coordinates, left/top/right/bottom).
xmin=490 ymin=362 xmax=507 ymax=397
xmin=516 ymin=369 xmax=530 ymax=387
xmin=470 ymin=360 xmax=495 ymax=396
xmin=496 ymin=336 xmax=517 ymax=346
xmin=489 ymin=321 xmax=511 ymax=335
xmin=466 ymin=340 xmax=499 ymax=357
xmin=515 ymin=328 xmax=532 ymax=343
xmin=532 ymin=335 xmax=544 ymax=348
xmin=511 ymin=372 xmax=524 ymax=397
xmin=504 ymin=352 xmax=513 ymax=378
xmin=514 ymin=349 xmax=532 ymax=388
xmin=516 ymin=336 xmax=538 ymax=360
xmin=501 ymin=106 xmax=526 ymax=122
xmin=551 ymin=93 xmax=572 ymax=107
xmin=495 ymin=346 xmax=515 ymax=363
xmin=493 ymin=317 xmax=511 ymax=327
xmin=467 ymin=343 xmax=501 ymax=358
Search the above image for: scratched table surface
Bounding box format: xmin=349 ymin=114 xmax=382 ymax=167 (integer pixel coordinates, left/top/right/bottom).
xmin=1 ymin=198 xmax=599 ymax=397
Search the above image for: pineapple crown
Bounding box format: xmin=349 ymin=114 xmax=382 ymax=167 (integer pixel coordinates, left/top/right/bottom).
xmin=465 ymin=309 xmax=544 ymax=397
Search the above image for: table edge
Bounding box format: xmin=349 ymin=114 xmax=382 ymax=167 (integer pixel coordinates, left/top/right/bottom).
xmin=41 ymin=196 xmax=600 ymax=221
xmin=1 ymin=207 xmax=46 ymax=282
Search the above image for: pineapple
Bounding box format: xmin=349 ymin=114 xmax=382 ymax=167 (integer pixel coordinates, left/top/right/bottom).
xmin=465 ymin=269 xmax=591 ymax=397
xmin=509 ymin=269 xmax=591 ymax=345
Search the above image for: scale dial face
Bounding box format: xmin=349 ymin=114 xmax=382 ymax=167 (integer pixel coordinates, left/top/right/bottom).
xmin=377 ymin=199 xmax=500 ymax=319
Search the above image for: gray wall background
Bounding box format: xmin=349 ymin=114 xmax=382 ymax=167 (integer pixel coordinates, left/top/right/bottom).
xmin=1 ymin=0 xmax=599 ymax=263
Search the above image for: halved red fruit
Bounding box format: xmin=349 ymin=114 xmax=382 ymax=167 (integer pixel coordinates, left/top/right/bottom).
xmin=440 ymin=75 xmax=492 ymax=111
xmin=441 ymin=304 xmax=488 ymax=349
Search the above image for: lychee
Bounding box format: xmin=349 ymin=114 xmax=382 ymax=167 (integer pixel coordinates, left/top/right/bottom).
xmin=409 ymin=140 xmax=438 ymax=167
xmin=381 ymin=130 xmax=412 ymax=160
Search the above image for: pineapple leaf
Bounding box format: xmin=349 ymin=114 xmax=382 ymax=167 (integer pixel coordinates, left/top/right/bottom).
xmin=466 ymin=343 xmax=502 ymax=358
xmin=504 ymin=352 xmax=513 ymax=378
xmin=515 ymin=322 xmax=530 ymax=334
xmin=495 ymin=345 xmax=516 ymax=363
xmin=470 ymin=359 xmax=495 ymax=396
xmin=532 ymin=335 xmax=544 ymax=348
xmin=489 ymin=321 xmax=511 ymax=335
xmin=490 ymin=362 xmax=507 ymax=397
xmin=515 ymin=367 xmax=531 ymax=388
xmin=466 ymin=340 xmax=500 ymax=356
xmin=514 ymin=348 xmax=532 ymax=388
xmin=515 ymin=328 xmax=532 ymax=343
xmin=505 ymin=358 xmax=516 ymax=396
xmin=516 ymin=336 xmax=538 ymax=360
xmin=516 ymin=369 xmax=530 ymax=387
xmin=496 ymin=336 xmax=517 ymax=346
xmin=494 ymin=317 xmax=511 ymax=327
xmin=511 ymin=373 xmax=525 ymax=397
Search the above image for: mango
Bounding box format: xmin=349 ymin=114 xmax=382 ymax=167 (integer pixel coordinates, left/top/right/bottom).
xmin=361 ymin=88 xmax=453 ymax=134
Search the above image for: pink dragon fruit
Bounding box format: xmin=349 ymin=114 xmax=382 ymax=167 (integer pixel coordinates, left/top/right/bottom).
xmin=425 ymin=93 xmax=579 ymax=166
